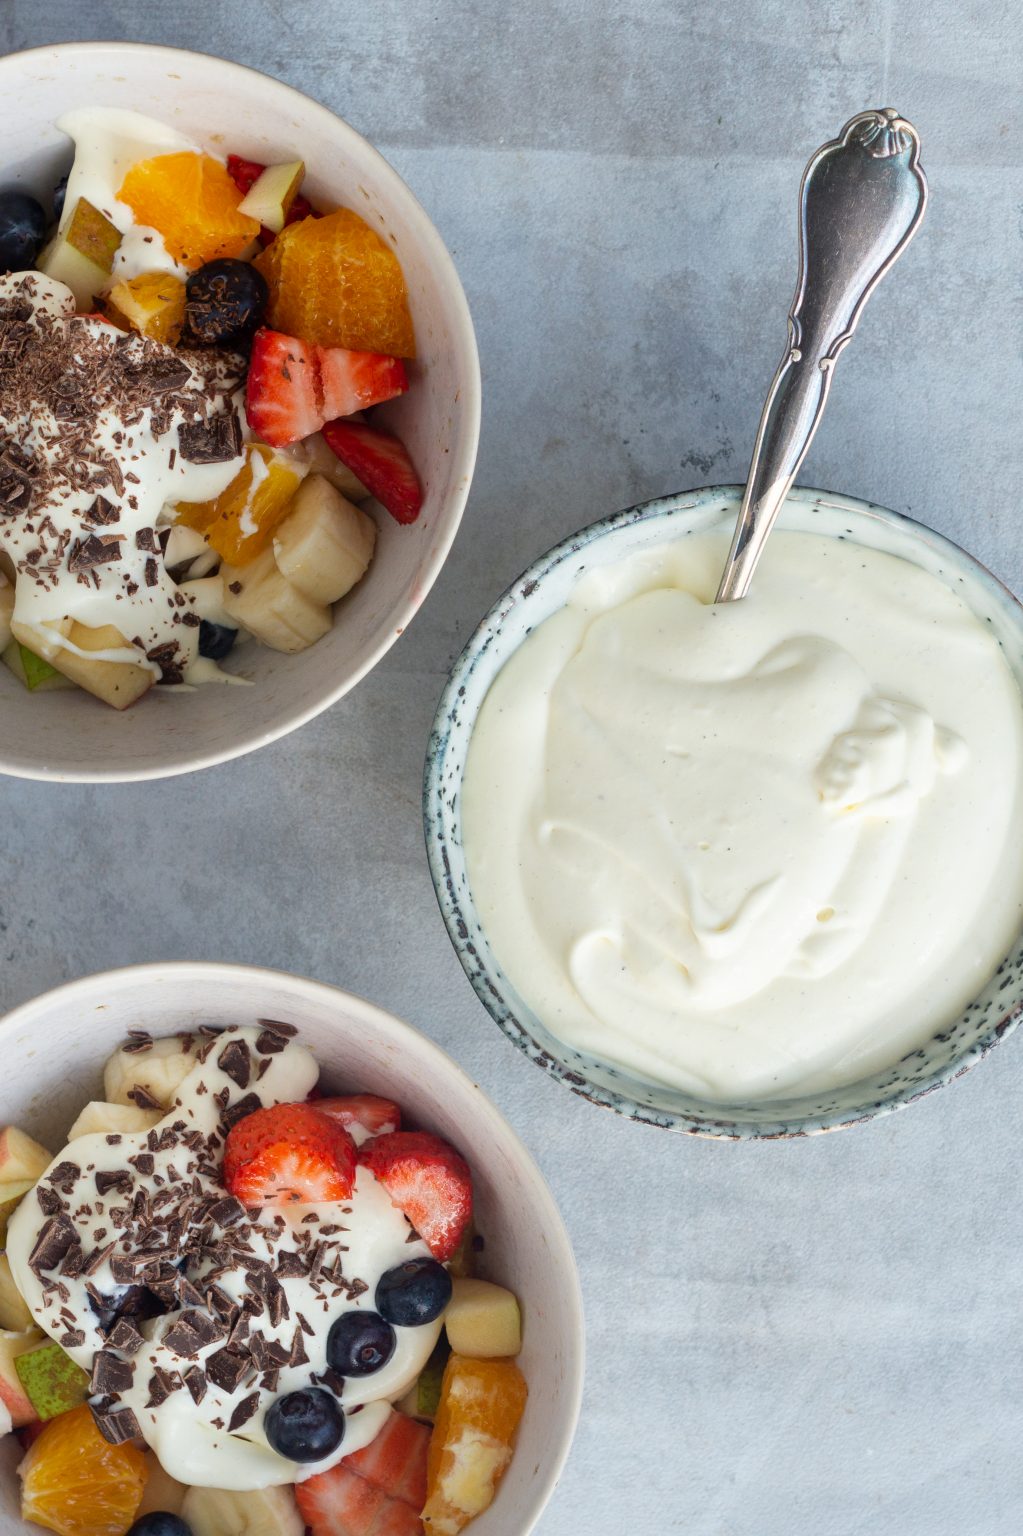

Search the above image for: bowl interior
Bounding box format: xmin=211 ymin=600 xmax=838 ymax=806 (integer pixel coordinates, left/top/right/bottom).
xmin=0 ymin=43 xmax=480 ymax=781
xmin=0 ymin=964 xmax=582 ymax=1532
xmin=425 ymin=485 xmax=1023 ymax=1137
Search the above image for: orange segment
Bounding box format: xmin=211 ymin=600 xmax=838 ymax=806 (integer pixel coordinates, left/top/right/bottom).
xmin=118 ymin=153 xmax=260 ymax=268
xmin=176 ymin=443 xmax=305 ymax=564
xmin=19 ymin=1404 xmax=147 ymax=1536
xmin=254 ymin=208 xmax=415 ymax=357
xmin=422 ymin=1355 xmax=527 ymax=1535
xmin=106 ymin=272 xmax=186 ymax=344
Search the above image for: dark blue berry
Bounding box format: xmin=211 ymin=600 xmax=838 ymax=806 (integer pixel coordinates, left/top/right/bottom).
xmin=0 ymin=191 xmax=47 ymax=272
xmin=128 ymin=1515 xmax=192 ymax=1536
xmin=185 ymin=258 xmax=268 ymax=344
xmin=327 ymin=1309 xmax=396 ymax=1376
xmin=198 ymin=619 xmax=238 ymax=660
xmin=53 ymin=173 xmax=69 ymax=223
xmin=265 ymin=1387 xmax=345 ymax=1462
xmin=376 ymin=1258 xmax=452 ymax=1327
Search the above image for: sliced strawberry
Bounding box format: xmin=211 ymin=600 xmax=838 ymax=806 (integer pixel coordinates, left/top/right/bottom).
xmin=322 ymin=419 xmax=423 ymax=525
xmin=226 ymin=154 xmax=266 ymax=195
xmin=318 ymin=347 xmax=408 ymax=420
xmin=358 ymin=1131 xmax=472 ymax=1261
xmin=296 ymin=1463 xmax=423 ymax=1536
xmin=319 ymin=1095 xmax=402 ymax=1137
xmin=223 ymin=1102 xmax=356 ymax=1205
xmin=344 ymin=1411 xmax=430 ymax=1509
xmin=245 ymin=327 xmax=322 ymax=447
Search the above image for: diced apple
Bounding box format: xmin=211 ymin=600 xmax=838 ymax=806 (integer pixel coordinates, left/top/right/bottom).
xmin=285 ymin=431 xmax=371 ymax=502
xmin=0 ymin=1188 xmax=32 ymax=1247
xmin=103 ymin=1036 xmax=197 ymax=1111
xmin=238 ymin=160 xmax=305 ymax=233
xmin=1 ymin=640 xmax=75 ymax=693
xmin=0 ymin=1256 xmax=32 ymax=1332
xmin=221 ymin=547 xmax=332 ymax=653
xmin=0 ymin=1329 xmax=45 ymax=1428
xmin=16 ymin=1342 xmax=90 ymax=1420
xmin=38 ymin=197 xmax=122 ymax=309
xmin=66 ymin=1101 xmax=163 ymax=1141
xmin=272 ymin=474 xmax=376 ymax=606
xmin=0 ymin=1128 xmax=52 ymax=1187
xmin=444 ymin=1279 xmax=522 ymax=1359
xmin=0 ymin=580 xmax=12 ymax=652
xmin=12 ymin=617 xmax=154 ymax=711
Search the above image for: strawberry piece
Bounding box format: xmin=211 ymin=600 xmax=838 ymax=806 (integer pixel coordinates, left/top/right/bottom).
xmin=296 ymin=1463 xmax=423 ymax=1536
xmin=245 ymin=327 xmax=322 ymax=447
xmin=226 ymin=154 xmax=266 ymax=195
xmin=345 ymin=1411 xmax=430 ymax=1509
xmin=223 ymin=1102 xmax=356 ymax=1205
xmin=319 ymin=1095 xmax=402 ymax=1137
xmin=318 ymin=346 xmax=408 ymax=420
xmin=358 ymin=1131 xmax=472 ymax=1261
xmin=322 ymin=419 xmax=423 ymax=525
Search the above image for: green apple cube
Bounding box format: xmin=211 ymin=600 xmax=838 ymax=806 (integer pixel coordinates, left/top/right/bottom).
xmin=15 ymin=1341 xmax=89 ymax=1419
xmin=416 ymin=1336 xmax=451 ymax=1420
xmin=1 ymin=640 xmax=74 ymax=692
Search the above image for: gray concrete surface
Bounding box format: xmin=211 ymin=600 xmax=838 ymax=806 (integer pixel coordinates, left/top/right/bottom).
xmin=2 ymin=3 xmax=1022 ymax=1532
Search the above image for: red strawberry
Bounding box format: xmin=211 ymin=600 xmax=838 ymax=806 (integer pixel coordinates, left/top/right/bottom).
xmin=223 ymin=1102 xmax=356 ymax=1205
xmin=296 ymin=1463 xmax=423 ymax=1536
xmin=245 ymin=328 xmax=321 ymax=447
xmin=358 ymin=1131 xmax=472 ymax=1261
xmin=344 ymin=1410 xmax=430 ymax=1509
xmin=322 ymin=419 xmax=423 ymax=525
xmin=318 ymin=347 xmax=408 ymax=420
xmin=318 ymin=1095 xmax=402 ymax=1137
xmin=226 ymin=154 xmax=265 ymax=195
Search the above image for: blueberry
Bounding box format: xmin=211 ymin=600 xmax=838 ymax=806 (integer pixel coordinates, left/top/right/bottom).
xmin=53 ymin=173 xmax=69 ymax=223
xmin=0 ymin=191 xmax=47 ymax=272
xmin=128 ymin=1516 xmax=192 ymax=1536
xmin=265 ymin=1387 xmax=345 ymax=1462
xmin=376 ymin=1258 xmax=452 ymax=1327
xmin=327 ymin=1309 xmax=396 ymax=1377
xmin=185 ymin=258 xmax=268 ymax=345
xmin=198 ymin=619 xmax=238 ymax=660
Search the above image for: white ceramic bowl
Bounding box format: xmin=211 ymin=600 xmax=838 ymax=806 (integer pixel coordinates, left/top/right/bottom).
xmin=0 ymin=42 xmax=481 ymax=781
xmin=425 ymin=486 xmax=1023 ymax=1138
xmin=0 ymin=963 xmax=583 ymax=1531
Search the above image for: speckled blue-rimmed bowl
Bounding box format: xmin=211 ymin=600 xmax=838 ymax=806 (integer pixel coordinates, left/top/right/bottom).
xmin=424 ymin=485 xmax=1023 ymax=1139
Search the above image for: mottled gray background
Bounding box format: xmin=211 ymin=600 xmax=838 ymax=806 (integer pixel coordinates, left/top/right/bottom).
xmin=1 ymin=3 xmax=1022 ymax=1532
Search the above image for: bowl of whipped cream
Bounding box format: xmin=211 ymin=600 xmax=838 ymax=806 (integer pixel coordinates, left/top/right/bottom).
xmin=0 ymin=962 xmax=584 ymax=1532
xmin=425 ymin=485 xmax=1023 ymax=1137
xmin=0 ymin=42 xmax=479 ymax=781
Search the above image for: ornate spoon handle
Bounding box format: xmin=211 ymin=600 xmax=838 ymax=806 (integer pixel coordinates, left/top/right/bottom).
xmin=715 ymin=108 xmax=927 ymax=603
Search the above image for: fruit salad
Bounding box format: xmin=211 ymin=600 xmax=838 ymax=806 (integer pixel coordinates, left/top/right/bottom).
xmin=0 ymin=1023 xmax=527 ymax=1535
xmin=0 ymin=109 xmax=425 ymax=710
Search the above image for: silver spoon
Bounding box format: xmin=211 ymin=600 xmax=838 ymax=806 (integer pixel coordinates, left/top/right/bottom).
xmin=715 ymin=108 xmax=928 ymax=603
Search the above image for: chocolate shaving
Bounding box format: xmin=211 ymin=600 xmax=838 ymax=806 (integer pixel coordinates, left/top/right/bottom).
xmin=59 ymin=1328 xmax=85 ymax=1348
xmin=256 ymin=1018 xmax=298 ymax=1038
xmin=49 ymin=1161 xmax=81 ymax=1193
xmin=83 ymin=494 xmax=119 ymax=526
xmin=254 ymin=1029 xmax=287 ymax=1056
xmin=184 ymin=1365 xmax=208 ymax=1404
xmin=222 ymin=1092 xmax=262 ymax=1130
xmin=68 ymin=532 xmax=122 ymax=572
xmin=145 ymin=1366 xmax=181 ymax=1408
xmin=36 ymin=1185 xmax=63 ymax=1217
xmin=29 ymin=1214 xmax=77 ymax=1275
xmin=95 ymin=1170 xmax=132 ymax=1196
xmin=0 ymin=438 xmax=35 ymax=514
xmin=134 ymin=526 xmax=158 ymax=551
xmin=128 ymin=1152 xmax=155 ymax=1176
xmin=228 ymin=1391 xmax=260 ymax=1433
xmin=217 ymin=1038 xmax=251 ymax=1090
xmin=289 ymin=1325 xmax=310 ymax=1366
xmin=127 ymin=1083 xmax=162 ymax=1111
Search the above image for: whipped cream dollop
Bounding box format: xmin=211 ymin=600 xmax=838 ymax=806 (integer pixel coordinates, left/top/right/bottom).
xmin=462 ymin=529 xmax=1023 ymax=1101
xmin=7 ymin=1027 xmax=439 ymax=1490
xmin=0 ymin=271 xmax=244 ymax=682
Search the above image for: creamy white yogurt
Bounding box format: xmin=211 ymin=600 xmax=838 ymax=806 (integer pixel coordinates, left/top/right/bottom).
xmin=462 ymin=529 xmax=1023 ymax=1102
xmin=7 ymin=1028 xmax=438 ymax=1490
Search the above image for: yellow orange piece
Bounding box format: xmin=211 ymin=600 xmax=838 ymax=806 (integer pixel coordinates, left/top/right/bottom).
xmin=255 ymin=208 xmax=415 ymax=357
xmin=422 ymin=1355 xmax=527 ymax=1535
xmin=19 ymin=1404 xmax=147 ymax=1536
xmin=176 ymin=443 xmax=305 ymax=565
xmin=106 ymin=272 xmax=186 ymax=344
xmin=118 ymin=153 xmax=260 ymax=268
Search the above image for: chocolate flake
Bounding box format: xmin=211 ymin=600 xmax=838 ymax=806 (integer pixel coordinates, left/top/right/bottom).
xmin=177 ymin=410 xmax=242 ymax=465
xmin=68 ymin=532 xmax=122 ymax=572
xmin=206 ymin=1347 xmax=250 ymax=1394
xmin=59 ymin=1329 xmax=85 ymax=1349
xmin=208 ymin=1196 xmax=246 ymax=1228
xmin=222 ymin=1093 xmax=262 ymax=1130
xmin=91 ymin=1350 xmax=135 ymax=1396
xmin=95 ymin=1170 xmax=132 ymax=1197
xmin=107 ymin=1318 xmax=144 ymax=1355
xmin=127 ymin=1083 xmax=161 ymax=1111
xmin=83 ymin=493 xmax=119 ymax=526
xmin=49 ymin=1161 xmax=81 ymax=1193
xmin=144 ymin=557 xmax=158 ymax=587
xmin=184 ymin=1365 xmax=208 ymax=1404
xmin=92 ymin=1404 xmax=142 ymax=1445
xmin=217 ymin=1038 xmax=251 ymax=1090
xmin=29 ymin=1214 xmax=77 ymax=1275
xmin=228 ymin=1391 xmax=260 ymax=1433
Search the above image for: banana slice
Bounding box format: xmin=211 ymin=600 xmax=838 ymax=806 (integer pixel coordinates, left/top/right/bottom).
xmin=137 ymin=1455 xmax=188 ymax=1517
xmin=66 ymin=1101 xmax=164 ymax=1140
xmin=285 ymin=430 xmax=371 ymax=502
xmin=273 ymin=474 xmax=376 ymax=606
xmin=181 ymin=1483 xmax=304 ymax=1536
xmin=102 ymin=1036 xmax=198 ymax=1110
xmin=221 ymin=548 xmax=331 ymax=654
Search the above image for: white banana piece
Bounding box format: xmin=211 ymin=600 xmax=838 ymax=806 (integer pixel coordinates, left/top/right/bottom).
xmin=102 ymin=1036 xmax=198 ymax=1110
xmin=273 ymin=474 xmax=376 ymax=606
xmin=66 ymin=1100 xmax=164 ymax=1139
xmin=221 ymin=548 xmax=332 ymax=654
xmin=285 ymin=429 xmax=371 ymax=502
xmin=181 ymin=1483 xmax=304 ymax=1536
